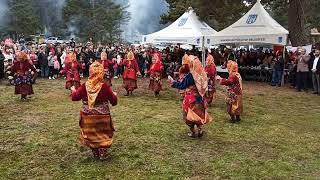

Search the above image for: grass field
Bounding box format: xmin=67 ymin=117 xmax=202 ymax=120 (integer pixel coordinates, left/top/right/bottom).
xmin=0 ymin=78 xmax=320 ymax=179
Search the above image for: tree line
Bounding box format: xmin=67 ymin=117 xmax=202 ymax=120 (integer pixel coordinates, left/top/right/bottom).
xmin=1 ymin=0 xmax=318 ymax=46
xmin=0 ymin=0 xmax=128 ymax=44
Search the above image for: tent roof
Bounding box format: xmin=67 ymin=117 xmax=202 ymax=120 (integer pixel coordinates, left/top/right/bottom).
xmin=142 ymin=7 xmax=217 ymax=47
xmin=213 ymin=0 xmax=289 ymax=45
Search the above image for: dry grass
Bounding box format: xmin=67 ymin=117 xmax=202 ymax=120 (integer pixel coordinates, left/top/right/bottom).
xmin=0 ymin=78 xmax=319 ymax=179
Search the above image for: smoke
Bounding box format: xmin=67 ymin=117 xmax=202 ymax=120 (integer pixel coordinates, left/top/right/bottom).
xmin=0 ymin=0 xmax=8 ymax=27
xmin=37 ymin=0 xmax=66 ymax=36
xmin=115 ymin=0 xmax=168 ymax=42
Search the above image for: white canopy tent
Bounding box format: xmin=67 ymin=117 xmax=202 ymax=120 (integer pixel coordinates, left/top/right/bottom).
xmin=142 ymin=7 xmax=217 ymax=64
xmin=213 ymin=0 xmax=289 ymax=46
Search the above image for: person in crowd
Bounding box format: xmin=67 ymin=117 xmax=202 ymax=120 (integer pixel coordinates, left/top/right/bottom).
xmin=115 ymin=53 xmax=123 ymax=78
xmin=38 ymin=47 xmax=49 ymax=78
xmin=53 ymin=54 xmax=60 ymax=79
xmin=71 ymin=62 xmax=118 ymax=160
xmin=217 ymin=61 xmax=243 ymax=123
xmin=122 ymin=51 xmax=140 ymax=96
xmin=310 ymin=49 xmax=320 ymax=95
xmin=30 ymin=49 xmax=38 ymax=69
xmin=60 ymin=48 xmax=67 ymax=69
xmin=48 ymin=52 xmax=55 ymax=80
xmin=296 ymin=48 xmax=310 ymax=92
xmin=61 ymin=49 xmax=83 ymax=90
xmin=137 ymin=51 xmax=147 ymax=77
xmin=0 ymin=50 xmax=4 ymax=79
xmin=271 ymin=51 xmax=284 ymax=86
xmin=152 ymin=48 xmax=162 ymax=62
xmin=168 ymin=55 xmax=212 ymax=138
xmin=149 ymin=54 xmax=164 ymax=96
xmin=10 ymin=52 xmax=37 ymax=100
xmin=205 ymin=53 xmax=217 ymax=105
xmin=3 ymin=47 xmax=14 ymax=82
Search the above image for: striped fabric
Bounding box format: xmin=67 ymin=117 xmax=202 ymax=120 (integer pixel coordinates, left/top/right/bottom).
xmin=79 ymin=114 xmax=114 ymax=149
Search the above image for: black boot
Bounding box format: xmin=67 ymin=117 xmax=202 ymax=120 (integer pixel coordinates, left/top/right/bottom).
xmin=125 ymin=91 xmax=129 ymax=96
xmin=188 ymin=126 xmax=197 ymax=138
xmin=236 ymin=115 xmax=241 ymax=123
xmin=198 ymin=126 xmax=204 ymax=138
xmin=230 ymin=115 xmax=236 ymax=123
xmin=91 ymin=148 xmax=99 ymax=159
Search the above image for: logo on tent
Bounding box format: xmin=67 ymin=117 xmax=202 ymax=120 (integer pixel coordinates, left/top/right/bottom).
xmin=178 ymin=18 xmax=188 ymax=27
xmin=196 ymin=38 xmax=200 ymax=44
xmin=246 ymin=14 xmax=258 ymax=24
xmin=207 ymin=39 xmax=210 ymax=44
xmin=144 ymin=37 xmax=147 ymax=42
xmin=278 ymin=37 xmax=283 ymax=43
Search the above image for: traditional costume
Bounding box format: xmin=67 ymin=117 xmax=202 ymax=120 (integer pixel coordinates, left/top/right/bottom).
xmin=11 ymin=52 xmax=37 ymax=100
xmin=99 ymin=52 xmax=115 ymax=86
xmin=177 ymin=54 xmax=191 ymax=97
xmin=205 ymin=54 xmax=217 ymax=105
xmin=123 ymin=51 xmax=140 ymax=96
xmin=149 ymin=55 xmax=164 ymax=96
xmin=71 ymin=62 xmax=118 ymax=160
xmin=219 ymin=61 xmax=243 ymax=123
xmin=170 ymin=55 xmax=212 ymax=138
xmin=61 ymin=52 xmax=83 ymax=90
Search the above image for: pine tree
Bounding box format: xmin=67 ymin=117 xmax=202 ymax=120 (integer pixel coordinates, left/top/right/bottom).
xmin=6 ymin=0 xmax=41 ymax=38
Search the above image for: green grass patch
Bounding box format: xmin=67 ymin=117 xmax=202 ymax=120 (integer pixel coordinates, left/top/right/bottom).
xmin=0 ymin=78 xmax=319 ymax=179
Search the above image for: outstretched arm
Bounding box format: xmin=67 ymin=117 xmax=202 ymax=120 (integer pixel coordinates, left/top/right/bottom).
xmin=171 ymin=73 xmax=194 ymax=90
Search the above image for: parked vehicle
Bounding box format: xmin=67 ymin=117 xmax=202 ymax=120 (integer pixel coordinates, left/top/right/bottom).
xmin=45 ymin=37 xmax=65 ymax=44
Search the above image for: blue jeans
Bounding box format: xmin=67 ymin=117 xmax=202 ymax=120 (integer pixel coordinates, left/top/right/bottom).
xmin=41 ymin=65 xmax=49 ymax=77
xmin=271 ymin=69 xmax=283 ymax=86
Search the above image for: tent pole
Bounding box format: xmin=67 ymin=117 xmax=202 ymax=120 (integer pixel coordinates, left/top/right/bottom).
xmin=202 ymin=36 xmax=205 ymax=66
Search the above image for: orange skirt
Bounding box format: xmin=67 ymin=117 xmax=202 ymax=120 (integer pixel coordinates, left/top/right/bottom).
xmin=227 ymin=95 xmax=243 ymax=115
xmin=79 ymin=114 xmax=114 ymax=149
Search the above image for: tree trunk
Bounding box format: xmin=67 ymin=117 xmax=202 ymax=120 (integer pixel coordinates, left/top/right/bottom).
xmin=288 ymin=0 xmax=310 ymax=46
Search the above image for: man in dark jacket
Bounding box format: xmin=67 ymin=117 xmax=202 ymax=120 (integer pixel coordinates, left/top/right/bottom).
xmin=271 ymin=52 xmax=284 ymax=86
xmin=38 ymin=48 xmax=49 ymax=78
xmin=310 ymin=49 xmax=320 ymax=94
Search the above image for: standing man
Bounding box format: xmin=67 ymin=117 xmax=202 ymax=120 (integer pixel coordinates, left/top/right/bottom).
xmin=38 ymin=47 xmax=49 ymax=78
xmin=271 ymin=51 xmax=284 ymax=87
xmin=311 ymin=49 xmax=320 ymax=94
xmin=296 ymin=48 xmax=310 ymax=92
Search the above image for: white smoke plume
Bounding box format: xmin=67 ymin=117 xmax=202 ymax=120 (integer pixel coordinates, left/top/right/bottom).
xmin=116 ymin=0 xmax=168 ymax=42
xmin=0 ymin=0 xmax=8 ymax=27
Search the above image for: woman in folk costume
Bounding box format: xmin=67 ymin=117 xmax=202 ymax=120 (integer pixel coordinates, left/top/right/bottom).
xmin=176 ymin=54 xmax=192 ymax=97
xmin=99 ymin=51 xmax=114 ymax=86
xmin=122 ymin=51 xmax=140 ymax=96
xmin=205 ymin=53 xmax=217 ymax=105
xmin=11 ymin=52 xmax=37 ymax=100
xmin=149 ymin=54 xmax=164 ymax=96
xmin=168 ymin=55 xmax=212 ymax=138
xmin=61 ymin=50 xmax=83 ymax=90
xmin=217 ymin=61 xmax=243 ymax=123
xmin=71 ymin=62 xmax=118 ymax=160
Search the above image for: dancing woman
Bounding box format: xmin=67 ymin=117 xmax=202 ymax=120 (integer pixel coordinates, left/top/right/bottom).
xmin=168 ymin=55 xmax=212 ymax=138
xmin=71 ymin=62 xmax=118 ymax=160
xmin=149 ymin=55 xmax=164 ymax=96
xmin=122 ymin=51 xmax=140 ymax=96
xmin=11 ymin=52 xmax=37 ymax=100
xmin=61 ymin=50 xmax=83 ymax=90
xmin=205 ymin=54 xmax=217 ymax=105
xmin=217 ymin=61 xmax=243 ymax=123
